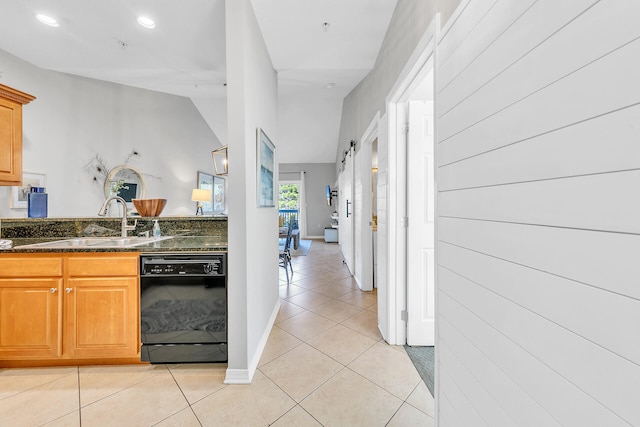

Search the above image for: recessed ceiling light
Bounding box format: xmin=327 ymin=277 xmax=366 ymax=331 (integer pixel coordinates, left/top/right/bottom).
xmin=325 ymin=83 xmax=335 ymax=89
xmin=36 ymin=14 xmax=60 ymax=27
xmin=137 ymin=16 xmax=156 ymax=29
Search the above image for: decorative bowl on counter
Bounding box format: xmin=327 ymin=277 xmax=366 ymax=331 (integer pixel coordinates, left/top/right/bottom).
xmin=132 ymin=198 xmax=167 ymax=217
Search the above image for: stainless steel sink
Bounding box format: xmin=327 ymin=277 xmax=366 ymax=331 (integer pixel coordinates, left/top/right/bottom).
xmin=16 ymin=236 xmax=173 ymax=249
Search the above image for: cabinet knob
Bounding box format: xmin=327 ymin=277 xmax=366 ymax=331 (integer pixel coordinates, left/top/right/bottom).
xmin=50 ymin=288 xmax=57 ymax=293
xmin=65 ymin=287 xmax=73 ymax=293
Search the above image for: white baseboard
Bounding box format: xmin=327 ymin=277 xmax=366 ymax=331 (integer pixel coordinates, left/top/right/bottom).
xmin=305 ymin=235 xmax=323 ymax=239
xmin=224 ymin=299 xmax=281 ymax=385
xmin=223 ymin=369 xmax=252 ymax=384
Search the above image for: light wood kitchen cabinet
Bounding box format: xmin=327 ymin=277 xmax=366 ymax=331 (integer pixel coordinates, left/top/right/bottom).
xmin=0 ymin=256 xmax=62 ymax=359
xmin=0 ymin=84 xmax=36 ymax=186
xmin=0 ymin=253 xmax=140 ymax=366
xmin=0 ymin=279 xmax=62 ymax=359
xmin=65 ymin=254 xmax=139 ymax=359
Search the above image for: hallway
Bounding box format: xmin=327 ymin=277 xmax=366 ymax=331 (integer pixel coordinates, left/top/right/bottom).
xmin=0 ymin=240 xmax=433 ymax=426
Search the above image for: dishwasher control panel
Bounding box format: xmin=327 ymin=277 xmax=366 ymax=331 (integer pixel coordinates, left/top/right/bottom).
xmin=140 ymin=253 xmax=226 ymax=276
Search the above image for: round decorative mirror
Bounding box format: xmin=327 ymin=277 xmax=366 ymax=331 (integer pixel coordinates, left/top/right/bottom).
xmin=103 ymin=165 xmax=146 ymax=201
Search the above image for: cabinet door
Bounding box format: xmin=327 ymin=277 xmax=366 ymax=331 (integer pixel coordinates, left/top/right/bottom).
xmin=64 ymin=277 xmax=139 ymax=358
xmin=0 ymin=279 xmax=61 ymax=358
xmin=0 ymin=97 xmax=22 ymax=185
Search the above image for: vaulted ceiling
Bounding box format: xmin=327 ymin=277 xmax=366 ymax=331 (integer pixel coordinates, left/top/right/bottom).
xmin=0 ymin=0 xmax=397 ymax=163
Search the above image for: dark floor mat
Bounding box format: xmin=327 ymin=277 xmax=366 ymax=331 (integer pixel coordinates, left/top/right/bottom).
xmin=405 ymin=345 xmax=434 ymax=396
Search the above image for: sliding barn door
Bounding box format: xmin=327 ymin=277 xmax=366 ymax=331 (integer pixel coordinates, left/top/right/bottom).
xmin=339 ymin=149 xmax=354 ymax=273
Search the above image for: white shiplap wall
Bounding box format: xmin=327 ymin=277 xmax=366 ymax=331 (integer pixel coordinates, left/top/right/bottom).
xmin=435 ymin=1 xmax=640 ymax=425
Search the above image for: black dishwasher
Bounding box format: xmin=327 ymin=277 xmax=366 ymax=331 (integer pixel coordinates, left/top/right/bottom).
xmin=140 ymin=253 xmax=227 ymax=363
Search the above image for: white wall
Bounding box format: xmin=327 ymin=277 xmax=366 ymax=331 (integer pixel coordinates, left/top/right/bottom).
xmin=192 ymin=97 xmax=228 ymax=146
xmin=336 ymin=0 xmax=437 ymax=335
xmin=0 ymin=49 xmax=222 ymax=218
xmin=436 ymin=1 xmax=640 ymax=425
xmin=335 ymin=0 xmax=459 ymax=168
xmin=335 ymin=0 xmax=460 ymax=342
xmin=224 ymin=0 xmax=279 ymax=384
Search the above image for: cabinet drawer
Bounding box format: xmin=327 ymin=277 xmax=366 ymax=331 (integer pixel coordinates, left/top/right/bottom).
xmin=67 ymin=254 xmax=139 ymax=277
xmin=0 ymin=257 xmax=63 ymax=277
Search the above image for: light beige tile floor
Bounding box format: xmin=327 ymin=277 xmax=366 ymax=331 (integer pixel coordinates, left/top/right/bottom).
xmin=0 ymin=240 xmax=433 ymax=426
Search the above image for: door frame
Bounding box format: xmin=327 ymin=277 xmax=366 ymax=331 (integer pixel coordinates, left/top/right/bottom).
xmin=278 ymin=179 xmax=306 ymax=238
xmin=354 ymin=112 xmax=380 ymax=291
xmin=384 ymin=15 xmax=439 ymax=345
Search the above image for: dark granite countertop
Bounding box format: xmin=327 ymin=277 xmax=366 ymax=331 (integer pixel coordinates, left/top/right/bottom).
xmin=0 ymin=236 xmax=227 ymax=253
xmin=0 ymin=216 xmax=227 ymax=253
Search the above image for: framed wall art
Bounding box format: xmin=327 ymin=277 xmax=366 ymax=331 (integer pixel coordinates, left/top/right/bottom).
xmin=257 ymin=128 xmax=275 ymax=207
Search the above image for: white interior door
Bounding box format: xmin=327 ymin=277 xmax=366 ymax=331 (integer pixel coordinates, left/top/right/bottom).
xmin=354 ymin=142 xmax=373 ymax=291
xmin=339 ymin=150 xmax=354 ymax=273
xmin=406 ymin=99 xmax=435 ymax=346
xmin=384 ymin=16 xmax=438 ymax=346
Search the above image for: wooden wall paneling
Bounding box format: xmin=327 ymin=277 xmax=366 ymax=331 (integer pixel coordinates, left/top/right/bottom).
xmin=438 ymin=217 xmax=640 ymax=299
xmin=437 ymin=0 xmax=538 ymax=100
xmin=439 ymin=242 xmax=640 ymax=365
xmin=438 ymin=319 xmax=562 ymax=426
xmin=438 ymin=37 xmax=640 ymax=165
xmin=438 ymin=104 xmax=640 ymax=191
xmin=438 ymin=289 xmax=630 ymax=426
xmin=438 ymin=367 xmax=489 ymax=427
xmin=440 ymin=0 xmax=640 ymax=140
xmin=438 ymin=341 xmax=519 ymax=426
xmin=439 ymin=267 xmax=640 ymax=425
xmin=436 ymin=0 xmax=498 ymax=71
xmin=437 ymin=387 xmax=465 ymax=427
xmin=436 ymin=1 xmax=640 ymax=424
xmin=438 ymin=0 xmax=611 ymax=117
xmin=438 ymin=170 xmax=640 ymax=233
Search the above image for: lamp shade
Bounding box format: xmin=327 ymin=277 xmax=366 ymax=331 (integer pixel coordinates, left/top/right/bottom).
xmin=212 ymin=145 xmax=228 ymax=175
xmin=191 ymin=188 xmax=211 ymax=202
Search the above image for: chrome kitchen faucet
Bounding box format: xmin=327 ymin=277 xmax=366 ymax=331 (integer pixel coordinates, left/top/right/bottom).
xmin=97 ymin=196 xmax=137 ymax=237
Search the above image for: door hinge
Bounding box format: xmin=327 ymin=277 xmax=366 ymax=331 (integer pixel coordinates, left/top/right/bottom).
xmin=404 ymin=122 xmax=409 ymax=135
xmin=401 ymin=217 xmax=408 ymax=227
xmin=401 ymin=310 xmax=408 ymax=321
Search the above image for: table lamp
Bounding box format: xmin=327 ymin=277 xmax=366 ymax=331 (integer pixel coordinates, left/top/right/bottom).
xmin=191 ymin=188 xmax=211 ymax=215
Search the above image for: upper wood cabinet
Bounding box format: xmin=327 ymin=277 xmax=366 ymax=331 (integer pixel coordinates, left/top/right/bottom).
xmin=0 ymin=83 xmax=36 ymax=186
